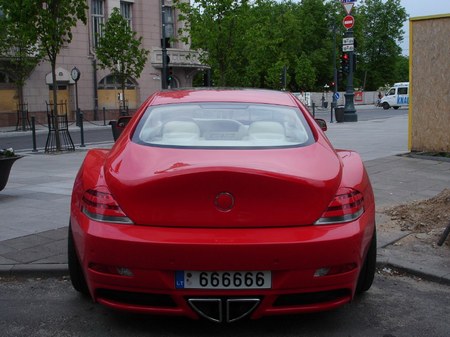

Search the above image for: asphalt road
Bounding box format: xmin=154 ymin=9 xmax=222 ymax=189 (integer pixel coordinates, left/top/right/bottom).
xmin=0 ymin=270 xmax=449 ymax=336
xmin=312 ymin=105 xmax=407 ymax=122
xmin=2 ymin=106 xmax=408 ymax=153
xmin=2 ymin=126 xmax=114 ymax=153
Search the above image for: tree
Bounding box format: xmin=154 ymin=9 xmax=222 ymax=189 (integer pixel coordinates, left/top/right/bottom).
xmin=95 ymin=8 xmax=149 ymax=108
xmin=177 ymin=0 xmax=333 ymax=90
xmin=34 ymin=0 xmax=88 ymax=150
xmin=295 ymin=53 xmax=316 ymax=91
xmin=176 ymin=0 xmax=406 ymax=91
xmin=176 ymin=0 xmax=250 ymax=87
xmin=355 ymin=0 xmax=407 ymax=89
xmin=0 ymin=0 xmax=43 ymax=126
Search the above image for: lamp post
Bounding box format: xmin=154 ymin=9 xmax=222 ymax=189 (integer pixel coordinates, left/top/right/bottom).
xmin=332 ymin=21 xmax=338 ymax=112
xmin=343 ymin=29 xmax=357 ymax=121
xmin=161 ymin=0 xmax=168 ymax=89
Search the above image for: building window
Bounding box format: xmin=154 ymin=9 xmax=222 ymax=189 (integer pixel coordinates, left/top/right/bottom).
xmin=0 ymin=72 xmax=15 ymax=84
xmin=120 ymin=1 xmax=133 ymax=28
xmin=91 ymin=0 xmax=104 ymax=48
xmin=98 ymin=75 xmax=136 ymax=89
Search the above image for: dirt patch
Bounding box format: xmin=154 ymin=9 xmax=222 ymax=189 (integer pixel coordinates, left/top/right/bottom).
xmin=382 ymin=188 xmax=450 ymax=247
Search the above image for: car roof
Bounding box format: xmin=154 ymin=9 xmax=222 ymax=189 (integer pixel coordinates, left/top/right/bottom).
xmin=149 ymin=88 xmax=299 ymax=107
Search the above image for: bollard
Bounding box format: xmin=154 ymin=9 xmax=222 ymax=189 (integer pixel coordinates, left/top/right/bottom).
xmin=31 ymin=117 xmax=38 ymax=152
xmin=79 ymin=109 xmax=85 ymax=147
xmin=76 ymin=108 xmax=81 ymax=127
xmin=103 ymin=107 xmax=106 ymax=126
xmin=312 ymin=102 xmax=316 ymax=117
xmin=330 ymin=102 xmax=335 ymax=123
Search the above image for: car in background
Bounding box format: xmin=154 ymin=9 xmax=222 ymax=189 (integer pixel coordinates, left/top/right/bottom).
xmin=380 ymin=82 xmax=409 ymax=110
xmin=69 ymin=88 xmax=376 ymax=322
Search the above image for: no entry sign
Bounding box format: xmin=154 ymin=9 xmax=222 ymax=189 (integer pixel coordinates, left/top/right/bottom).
xmin=343 ymin=15 xmax=354 ymax=29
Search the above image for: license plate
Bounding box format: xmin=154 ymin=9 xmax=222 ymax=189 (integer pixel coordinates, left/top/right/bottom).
xmin=175 ymin=271 xmax=271 ymax=289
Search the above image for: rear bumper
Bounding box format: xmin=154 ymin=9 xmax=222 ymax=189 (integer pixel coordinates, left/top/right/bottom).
xmin=71 ymin=210 xmax=375 ymax=319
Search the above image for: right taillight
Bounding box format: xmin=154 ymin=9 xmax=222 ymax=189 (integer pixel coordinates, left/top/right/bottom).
xmin=81 ymin=186 xmax=133 ymax=224
xmin=315 ymin=188 xmax=364 ymax=225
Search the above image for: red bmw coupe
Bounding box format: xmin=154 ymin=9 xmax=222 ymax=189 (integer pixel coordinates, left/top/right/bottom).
xmin=69 ymin=88 xmax=376 ymax=322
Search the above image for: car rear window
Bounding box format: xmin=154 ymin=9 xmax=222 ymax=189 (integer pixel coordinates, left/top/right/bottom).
xmin=132 ymin=103 xmax=314 ymax=148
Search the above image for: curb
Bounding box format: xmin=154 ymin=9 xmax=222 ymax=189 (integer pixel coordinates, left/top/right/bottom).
xmin=0 ymin=264 xmax=68 ymax=278
xmin=376 ymin=258 xmax=450 ymax=286
xmin=376 ymin=260 xmax=450 ymax=286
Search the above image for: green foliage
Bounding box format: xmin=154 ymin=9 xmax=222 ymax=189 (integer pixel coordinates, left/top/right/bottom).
xmin=393 ymin=55 xmax=409 ymax=82
xmin=176 ymin=0 xmax=408 ymax=91
xmin=95 ymin=8 xmax=149 ymax=97
xmin=35 ymin=0 xmax=88 ymax=65
xmin=355 ymin=0 xmax=408 ymax=89
xmin=33 ymin=0 xmax=88 ymax=150
xmin=295 ymin=53 xmax=316 ymax=90
xmin=0 ymin=0 xmax=43 ymax=104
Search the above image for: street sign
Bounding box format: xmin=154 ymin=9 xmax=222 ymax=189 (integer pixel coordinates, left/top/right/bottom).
xmin=343 ymin=44 xmax=354 ymax=52
xmin=343 ymin=37 xmax=354 ymax=45
xmin=342 ymin=3 xmax=354 ymax=15
xmin=333 ymin=92 xmax=340 ymax=101
xmin=340 ymin=0 xmax=356 ymax=3
xmin=343 ymin=15 xmax=354 ymax=29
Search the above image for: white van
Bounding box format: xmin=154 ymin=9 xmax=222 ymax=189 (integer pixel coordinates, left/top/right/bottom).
xmin=380 ymin=82 xmax=409 ymax=110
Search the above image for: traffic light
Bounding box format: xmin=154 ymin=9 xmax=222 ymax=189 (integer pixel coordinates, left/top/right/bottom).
xmin=167 ymin=67 xmax=173 ymax=86
xmin=341 ymin=53 xmax=350 ymax=74
xmin=338 ymin=69 xmax=343 ymax=84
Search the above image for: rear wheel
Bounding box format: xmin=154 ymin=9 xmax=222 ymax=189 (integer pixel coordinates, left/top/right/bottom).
xmin=356 ymin=229 xmax=377 ymax=294
xmin=382 ymin=102 xmax=390 ymax=110
xmin=68 ymin=224 xmax=89 ymax=295
xmin=393 ymin=106 xmax=399 ymax=110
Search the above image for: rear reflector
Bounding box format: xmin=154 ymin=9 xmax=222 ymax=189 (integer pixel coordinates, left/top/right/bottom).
xmin=89 ymin=263 xmax=134 ymax=277
xmin=314 ymin=263 xmax=357 ymax=277
xmin=315 ymin=188 xmax=364 ymax=225
xmin=82 ymin=186 xmax=133 ymax=224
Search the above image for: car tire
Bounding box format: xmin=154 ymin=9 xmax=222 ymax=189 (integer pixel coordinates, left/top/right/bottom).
xmin=356 ymin=229 xmax=377 ymax=294
xmin=68 ymin=224 xmax=89 ymax=295
xmin=393 ymin=106 xmax=399 ymax=110
xmin=382 ymin=102 xmax=390 ymax=110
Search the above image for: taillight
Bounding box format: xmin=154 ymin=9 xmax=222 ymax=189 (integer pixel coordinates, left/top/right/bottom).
xmin=315 ymin=188 xmax=364 ymax=225
xmin=81 ymin=186 xmax=133 ymax=224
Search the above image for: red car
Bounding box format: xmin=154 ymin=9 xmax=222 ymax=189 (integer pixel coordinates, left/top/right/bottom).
xmin=69 ymin=88 xmax=376 ymax=322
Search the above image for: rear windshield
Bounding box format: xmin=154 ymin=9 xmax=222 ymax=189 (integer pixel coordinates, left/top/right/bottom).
xmin=132 ymin=103 xmax=314 ymax=148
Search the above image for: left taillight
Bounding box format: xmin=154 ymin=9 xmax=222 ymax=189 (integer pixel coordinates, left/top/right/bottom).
xmin=81 ymin=186 xmax=133 ymax=224
xmin=315 ymin=187 xmax=364 ymax=225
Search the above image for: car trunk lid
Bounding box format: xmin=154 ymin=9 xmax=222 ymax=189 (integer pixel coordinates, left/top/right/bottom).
xmin=105 ymin=143 xmax=342 ymax=228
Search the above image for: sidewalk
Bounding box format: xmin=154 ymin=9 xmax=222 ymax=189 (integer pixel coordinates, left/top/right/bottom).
xmin=0 ymin=114 xmax=449 ymax=284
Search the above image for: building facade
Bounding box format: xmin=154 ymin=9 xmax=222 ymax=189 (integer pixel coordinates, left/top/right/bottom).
xmin=0 ymin=0 xmax=207 ymax=127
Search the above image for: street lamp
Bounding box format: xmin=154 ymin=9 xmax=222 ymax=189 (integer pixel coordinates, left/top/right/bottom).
xmin=161 ymin=0 xmax=168 ymax=89
xmin=343 ymin=30 xmax=357 ymax=121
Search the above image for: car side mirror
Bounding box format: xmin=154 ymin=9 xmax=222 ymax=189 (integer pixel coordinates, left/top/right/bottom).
xmin=315 ymin=118 xmax=327 ymax=131
xmin=117 ymin=116 xmax=132 ymax=129
xmin=110 ymin=116 xmax=132 ymax=141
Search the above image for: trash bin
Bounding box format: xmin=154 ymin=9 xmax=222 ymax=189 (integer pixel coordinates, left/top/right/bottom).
xmin=109 ymin=120 xmax=120 ymax=141
xmin=335 ymin=107 xmax=345 ymax=123
xmin=110 ymin=116 xmax=132 ymax=141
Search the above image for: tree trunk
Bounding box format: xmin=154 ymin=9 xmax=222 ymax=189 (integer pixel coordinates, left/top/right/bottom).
xmin=51 ymin=61 xmax=61 ymax=151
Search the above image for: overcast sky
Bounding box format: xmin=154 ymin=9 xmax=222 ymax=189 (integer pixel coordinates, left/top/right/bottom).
xmin=399 ymin=0 xmax=450 ymax=55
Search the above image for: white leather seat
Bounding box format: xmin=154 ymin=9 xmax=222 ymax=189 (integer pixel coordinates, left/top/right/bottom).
xmin=162 ymin=121 xmax=200 ymax=141
xmin=248 ymin=121 xmax=285 ymax=140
